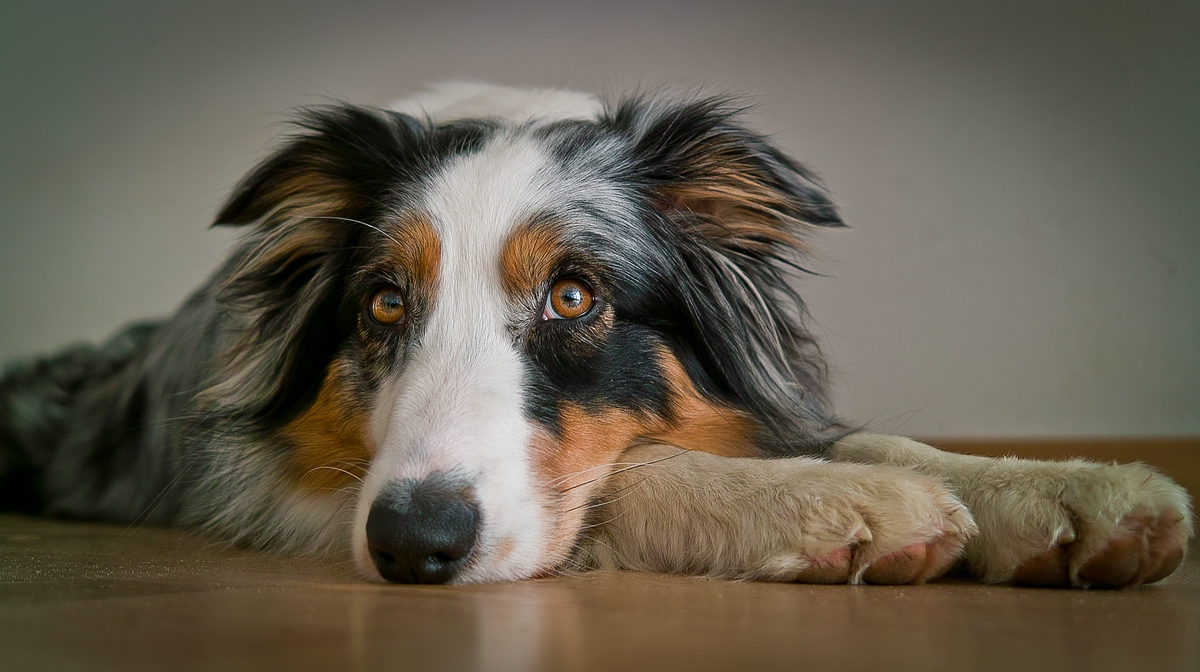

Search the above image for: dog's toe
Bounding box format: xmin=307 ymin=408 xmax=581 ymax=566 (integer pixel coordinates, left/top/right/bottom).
xmin=795 ymin=547 xmax=853 ymax=583
xmin=1141 ymin=514 xmax=1187 ymax=584
xmin=863 ymin=543 xmax=927 ymax=584
xmin=846 ymin=474 xmax=975 ymax=586
xmin=1143 ymin=545 xmax=1185 ymax=585
xmin=1078 ymin=530 xmax=1143 ymax=587
xmin=860 ymin=532 xmax=966 ymax=586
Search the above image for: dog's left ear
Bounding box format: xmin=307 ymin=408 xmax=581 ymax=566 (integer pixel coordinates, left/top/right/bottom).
xmin=214 ymin=107 xmax=419 ymax=227
xmin=620 ymin=96 xmax=844 ymax=257
xmin=612 ymin=96 xmax=847 ymax=453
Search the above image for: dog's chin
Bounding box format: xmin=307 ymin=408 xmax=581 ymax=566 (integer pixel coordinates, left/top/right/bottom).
xmin=455 ymin=552 xmax=568 ymax=584
xmin=351 ymin=548 xmax=569 ymax=585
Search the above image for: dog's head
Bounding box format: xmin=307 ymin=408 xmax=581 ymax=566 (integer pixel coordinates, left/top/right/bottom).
xmin=207 ymin=85 xmax=844 ymax=583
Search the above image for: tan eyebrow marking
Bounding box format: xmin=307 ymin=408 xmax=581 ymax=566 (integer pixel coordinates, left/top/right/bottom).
xmin=500 ymin=219 xmax=567 ymax=299
xmin=388 ymin=214 xmax=442 ymax=296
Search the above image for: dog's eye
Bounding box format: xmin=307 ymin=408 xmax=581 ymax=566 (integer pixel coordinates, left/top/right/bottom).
xmin=369 ymin=286 xmax=406 ymax=325
xmin=543 ymin=278 xmax=594 ymax=320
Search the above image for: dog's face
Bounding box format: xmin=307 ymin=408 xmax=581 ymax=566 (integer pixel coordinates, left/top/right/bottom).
xmin=209 ymin=88 xmax=843 ymax=583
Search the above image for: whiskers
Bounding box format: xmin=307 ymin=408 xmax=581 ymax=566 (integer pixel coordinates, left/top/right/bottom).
xmin=302 ymin=463 xmax=366 ymax=485
xmin=561 ymin=469 xmax=652 ymax=517
xmin=544 ymin=446 xmax=687 ymax=496
xmin=520 ymin=447 xmax=693 ymax=580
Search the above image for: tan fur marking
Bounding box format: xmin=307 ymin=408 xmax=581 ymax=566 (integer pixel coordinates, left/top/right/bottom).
xmin=528 ymin=350 xmax=758 ymax=559
xmin=500 ymin=220 xmax=566 ymax=298
xmin=530 ymin=405 xmax=650 ymax=561
xmin=660 ymin=138 xmax=816 ymax=254
xmin=270 ymin=172 xmax=358 ymax=214
xmin=664 ymin=182 xmax=805 ymax=253
xmin=388 ymin=215 xmax=442 ymax=292
xmin=647 ymin=349 xmax=758 ymax=458
xmin=281 ymin=361 xmax=373 ymax=492
xmin=530 ymin=353 xmax=755 ymax=497
xmin=532 ymin=406 xmax=645 ymax=494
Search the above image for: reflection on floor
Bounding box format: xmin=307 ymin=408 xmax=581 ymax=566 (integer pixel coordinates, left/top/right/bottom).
xmin=0 ymin=513 xmax=1196 ymax=672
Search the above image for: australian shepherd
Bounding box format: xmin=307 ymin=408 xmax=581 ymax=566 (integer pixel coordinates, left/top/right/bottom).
xmin=0 ymin=83 xmax=1191 ymax=586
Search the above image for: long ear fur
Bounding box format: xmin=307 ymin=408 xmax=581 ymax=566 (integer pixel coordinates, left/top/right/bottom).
xmin=610 ymin=95 xmax=848 ymax=454
xmin=204 ymin=106 xmax=433 ymax=430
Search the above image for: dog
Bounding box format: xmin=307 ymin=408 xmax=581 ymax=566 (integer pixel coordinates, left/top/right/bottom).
xmin=0 ymin=83 xmax=1191 ymax=586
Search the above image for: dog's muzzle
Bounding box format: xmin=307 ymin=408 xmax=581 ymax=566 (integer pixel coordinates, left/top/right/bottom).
xmin=366 ymin=475 xmax=479 ymax=584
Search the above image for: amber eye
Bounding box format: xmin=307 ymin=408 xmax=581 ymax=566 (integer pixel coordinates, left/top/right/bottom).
xmin=544 ymin=278 xmax=594 ymax=320
xmin=369 ymin=286 xmax=406 ymax=325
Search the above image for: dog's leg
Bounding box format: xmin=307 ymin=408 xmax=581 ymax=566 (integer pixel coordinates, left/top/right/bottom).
xmin=576 ymin=444 xmax=977 ymax=584
xmin=826 ymin=434 xmax=1194 ymax=587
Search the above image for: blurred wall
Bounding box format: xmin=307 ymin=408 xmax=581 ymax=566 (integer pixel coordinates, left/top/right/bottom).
xmin=1 ymin=0 xmax=1197 ymax=437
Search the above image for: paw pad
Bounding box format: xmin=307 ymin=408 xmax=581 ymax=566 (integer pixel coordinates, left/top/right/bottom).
xmin=1015 ymin=513 xmax=1187 ymax=588
xmin=796 ymin=528 xmax=969 ymax=586
xmin=862 ymin=543 xmax=928 ymax=584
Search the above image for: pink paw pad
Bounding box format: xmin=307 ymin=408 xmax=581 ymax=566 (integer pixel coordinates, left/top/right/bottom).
xmin=855 ymin=535 xmax=964 ymax=586
xmin=863 ymin=543 xmax=927 ymax=585
xmin=1015 ymin=513 xmax=1187 ymax=588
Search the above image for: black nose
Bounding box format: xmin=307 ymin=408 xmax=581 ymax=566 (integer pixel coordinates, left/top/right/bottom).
xmin=367 ymin=476 xmax=479 ymax=584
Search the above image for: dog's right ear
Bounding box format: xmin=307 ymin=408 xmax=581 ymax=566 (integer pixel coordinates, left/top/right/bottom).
xmin=214 ymin=106 xmax=427 ymax=227
xmin=206 ymin=106 xmax=429 ymax=429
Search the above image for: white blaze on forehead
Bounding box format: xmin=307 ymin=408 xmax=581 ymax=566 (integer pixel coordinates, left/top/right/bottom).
xmin=354 ymin=133 xmax=566 ymax=583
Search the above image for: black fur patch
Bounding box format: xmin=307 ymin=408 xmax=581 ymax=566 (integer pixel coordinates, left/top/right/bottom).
xmin=523 ymin=318 xmax=672 ymax=435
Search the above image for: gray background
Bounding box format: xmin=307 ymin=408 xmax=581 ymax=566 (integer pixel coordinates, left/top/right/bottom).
xmin=2 ymin=0 xmax=1197 ymax=438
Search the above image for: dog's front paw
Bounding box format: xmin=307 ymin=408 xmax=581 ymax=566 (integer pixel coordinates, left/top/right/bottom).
xmin=959 ymin=459 xmax=1193 ymax=588
xmin=580 ymin=449 xmax=978 ymax=585
xmin=775 ymin=465 xmax=978 ymax=585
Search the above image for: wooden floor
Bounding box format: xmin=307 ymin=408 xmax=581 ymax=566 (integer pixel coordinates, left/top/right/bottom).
xmin=2 ymin=442 xmax=1197 ymax=671
xmin=0 ymin=511 xmax=1197 ymax=672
